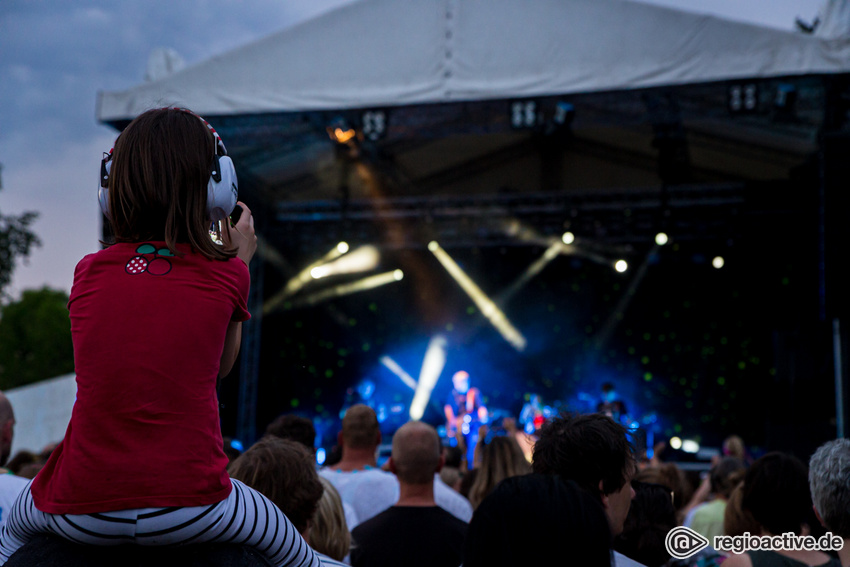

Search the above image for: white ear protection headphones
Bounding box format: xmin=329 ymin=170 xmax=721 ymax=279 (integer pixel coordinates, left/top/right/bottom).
xmin=98 ymin=108 xmax=238 ymax=221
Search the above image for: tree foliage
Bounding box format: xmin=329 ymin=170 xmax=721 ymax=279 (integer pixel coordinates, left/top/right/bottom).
xmin=0 ymin=164 xmax=41 ymax=299
xmin=0 ymin=287 xmax=74 ymax=390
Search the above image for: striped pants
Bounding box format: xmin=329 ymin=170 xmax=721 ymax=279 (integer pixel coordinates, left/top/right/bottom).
xmin=0 ymin=479 xmax=320 ymax=567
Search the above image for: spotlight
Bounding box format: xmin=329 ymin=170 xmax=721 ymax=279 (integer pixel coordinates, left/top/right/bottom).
xmin=287 ymin=270 xmax=404 ymax=308
xmin=429 ymin=241 xmax=527 ymax=351
xmin=379 ymin=356 xmax=418 ymax=390
xmin=615 ymin=260 xmax=628 ymax=273
xmin=681 ymin=439 xmax=700 ymax=454
xmin=553 ymin=101 xmax=576 ymax=126
xmin=669 ymin=436 xmax=682 ymax=450
xmin=308 ymin=245 xmax=380 ymax=280
xmin=712 ymin=256 xmax=725 ymax=269
xmin=409 ymin=335 xmax=448 ymax=420
xmin=264 ymin=242 xmax=352 ymax=314
xmin=562 ymin=232 xmax=575 ymax=245
xmin=655 ymin=233 xmax=668 ymax=246
xmin=327 ymin=118 xmax=357 ymax=144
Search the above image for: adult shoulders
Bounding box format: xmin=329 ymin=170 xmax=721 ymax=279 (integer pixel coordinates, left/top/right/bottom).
xmin=433 ymin=475 xmax=473 ymax=522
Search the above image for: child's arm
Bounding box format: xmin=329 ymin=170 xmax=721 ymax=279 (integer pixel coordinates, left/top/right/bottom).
xmin=219 ymin=202 xmax=257 ymax=378
xmin=220 ymin=320 xmax=242 ymax=378
xmin=227 ymin=201 xmax=258 ymax=267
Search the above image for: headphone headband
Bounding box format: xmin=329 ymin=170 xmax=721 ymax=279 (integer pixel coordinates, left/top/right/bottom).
xmin=98 ymin=107 xmax=238 ymax=221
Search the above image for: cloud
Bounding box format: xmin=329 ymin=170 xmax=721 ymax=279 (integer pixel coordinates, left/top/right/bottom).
xmin=1 ymin=0 xmax=358 ymax=296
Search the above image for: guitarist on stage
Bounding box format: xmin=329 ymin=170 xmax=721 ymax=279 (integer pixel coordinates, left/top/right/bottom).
xmin=444 ymin=370 xmax=488 ymax=470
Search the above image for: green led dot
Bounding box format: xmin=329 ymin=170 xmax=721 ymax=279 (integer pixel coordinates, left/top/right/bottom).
xmin=571 ymin=284 xmax=580 ymax=292
xmin=628 ymin=347 xmax=636 ymax=355
xmin=308 ymin=365 xmax=316 ymax=374
xmin=290 ymin=398 xmax=300 ymax=407
xmin=446 ymin=323 xmax=454 ymax=331
xmin=738 ymin=361 xmax=746 ymax=370
xmin=314 ymin=388 xmax=322 ymax=396
xmin=643 ymin=333 xmax=652 ymax=341
xmin=316 ymin=404 xmax=324 ymax=412
xmin=369 ymin=303 xmax=378 ymax=312
xmin=362 ymin=343 xmax=371 ymax=351
xmin=466 ymin=306 xmax=476 ymax=315
xmin=337 ymin=360 xmax=345 ymax=368
xmin=717 ymin=377 xmax=726 ymax=386
xmin=325 ymin=369 xmax=334 ymax=378
xmin=295 ymin=321 xmax=303 ymax=328
xmin=641 ymin=356 xmax=650 ymax=364
xmin=674 ymin=424 xmax=682 ymax=433
xmin=643 ymin=373 xmax=653 ymax=382
xmin=348 ymin=319 xmax=356 ymax=326
xmin=685 ymin=400 xmax=693 ymax=409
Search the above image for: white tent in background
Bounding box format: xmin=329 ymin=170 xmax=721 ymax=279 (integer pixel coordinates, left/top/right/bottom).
xmin=98 ymin=0 xmax=850 ymax=122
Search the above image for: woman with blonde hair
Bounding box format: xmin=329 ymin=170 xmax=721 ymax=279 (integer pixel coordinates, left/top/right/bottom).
xmin=467 ymin=435 xmax=530 ymax=509
xmin=310 ymin=477 xmax=351 ymax=563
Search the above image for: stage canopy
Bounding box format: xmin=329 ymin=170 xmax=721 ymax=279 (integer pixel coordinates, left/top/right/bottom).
xmin=99 ymin=0 xmax=850 ymax=120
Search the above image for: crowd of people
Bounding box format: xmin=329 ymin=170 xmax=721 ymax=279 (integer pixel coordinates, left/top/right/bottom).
xmin=0 ymin=109 xmax=848 ymax=566
xmin=2 ymin=390 xmax=848 ymax=567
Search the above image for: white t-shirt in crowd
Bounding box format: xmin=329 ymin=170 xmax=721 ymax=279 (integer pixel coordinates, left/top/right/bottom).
xmin=318 ymin=467 xmax=472 ymax=528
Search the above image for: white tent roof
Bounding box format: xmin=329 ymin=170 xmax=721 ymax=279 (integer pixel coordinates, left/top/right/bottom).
xmin=98 ymin=0 xmax=850 ymax=122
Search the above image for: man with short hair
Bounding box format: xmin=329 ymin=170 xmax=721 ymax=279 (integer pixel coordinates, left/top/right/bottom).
xmin=319 ymin=405 xmax=472 ymax=528
xmin=532 ymin=412 xmax=641 ymax=567
xmin=350 ymin=421 xmax=467 ymax=567
xmin=809 ymin=438 xmax=850 ymax=567
xmin=0 ymin=391 xmax=31 ymax=529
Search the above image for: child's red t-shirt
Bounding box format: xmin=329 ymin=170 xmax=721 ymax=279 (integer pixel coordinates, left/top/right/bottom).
xmin=31 ymin=242 xmax=250 ymax=514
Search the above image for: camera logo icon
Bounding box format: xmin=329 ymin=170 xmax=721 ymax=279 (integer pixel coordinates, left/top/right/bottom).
xmin=665 ymin=526 xmax=710 ymax=559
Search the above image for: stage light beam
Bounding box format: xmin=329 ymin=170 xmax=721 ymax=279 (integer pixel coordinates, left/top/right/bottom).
xmin=615 ymin=259 xmax=628 ymax=273
xmin=713 ymin=256 xmax=725 ymax=269
xmin=655 ymin=233 xmax=668 ymax=246
xmin=285 ymin=270 xmax=404 ymax=308
xmin=562 ymin=231 xmax=575 ymax=245
xmin=309 ymin=245 xmax=380 ymax=279
xmin=428 ymin=241 xmax=527 ymax=351
xmin=379 ymin=356 xmax=418 ymax=391
xmin=409 ymin=335 xmax=448 ymax=420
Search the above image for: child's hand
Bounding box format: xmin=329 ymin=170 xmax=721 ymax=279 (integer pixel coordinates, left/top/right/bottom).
xmin=224 ymin=201 xmax=258 ymax=266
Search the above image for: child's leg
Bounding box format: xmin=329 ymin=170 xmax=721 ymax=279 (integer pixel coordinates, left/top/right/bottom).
xmin=0 ymin=480 xmax=322 ymax=567
xmin=135 ymin=480 xmax=320 ymax=567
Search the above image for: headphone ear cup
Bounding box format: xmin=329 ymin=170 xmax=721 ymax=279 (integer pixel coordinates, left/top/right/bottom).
xmin=207 ymin=155 xmax=238 ymax=221
xmin=99 ymin=157 xmax=112 ymax=219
